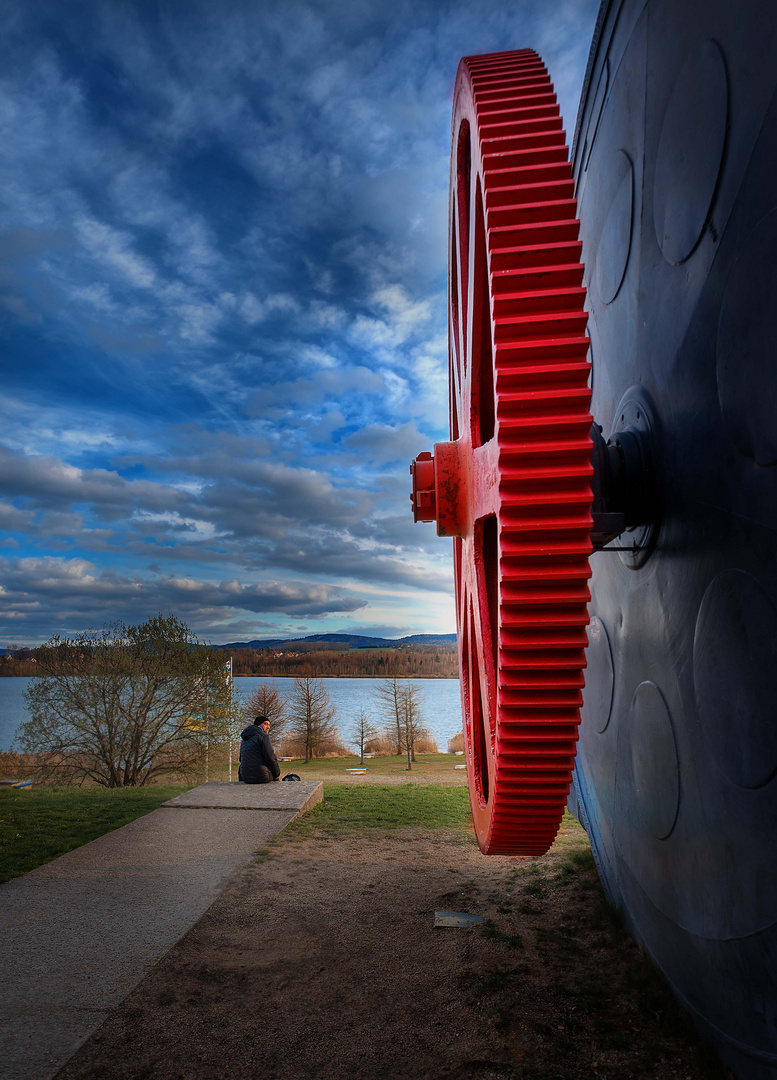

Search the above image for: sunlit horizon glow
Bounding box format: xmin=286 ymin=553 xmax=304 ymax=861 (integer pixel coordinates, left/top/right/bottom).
xmin=0 ymin=0 xmax=599 ymax=646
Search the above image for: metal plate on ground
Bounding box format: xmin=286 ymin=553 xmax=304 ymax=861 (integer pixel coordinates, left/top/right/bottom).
xmin=434 ymin=910 xmax=483 ymax=927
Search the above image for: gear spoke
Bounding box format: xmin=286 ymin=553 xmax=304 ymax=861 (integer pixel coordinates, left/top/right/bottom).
xmin=471 ymin=439 xmax=500 ymax=523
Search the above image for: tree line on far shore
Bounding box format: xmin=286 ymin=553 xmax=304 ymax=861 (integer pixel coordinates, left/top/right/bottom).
xmin=0 ymin=642 xmax=459 ymax=679
xmin=9 ymin=616 xmax=446 ymax=788
xmin=231 ymin=644 xmax=458 ymax=678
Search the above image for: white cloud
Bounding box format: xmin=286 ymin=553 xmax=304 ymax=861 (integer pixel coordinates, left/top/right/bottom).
xmin=75 ymin=217 xmax=156 ymax=289
xmin=0 ymin=555 xmax=368 ymax=640
xmin=0 ymin=0 xmax=599 ymax=645
xmin=239 ymin=291 xmax=299 ymax=324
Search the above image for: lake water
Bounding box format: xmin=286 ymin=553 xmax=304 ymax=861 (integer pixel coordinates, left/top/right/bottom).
xmin=0 ymin=676 xmax=463 ymax=754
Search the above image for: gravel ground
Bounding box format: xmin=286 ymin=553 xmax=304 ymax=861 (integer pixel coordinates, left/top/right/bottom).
xmin=56 ymin=814 xmax=727 ymax=1080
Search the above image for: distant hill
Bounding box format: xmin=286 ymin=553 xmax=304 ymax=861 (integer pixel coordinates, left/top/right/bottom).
xmin=398 ymin=634 xmax=457 ymax=646
xmin=217 ymin=632 xmax=457 ymax=650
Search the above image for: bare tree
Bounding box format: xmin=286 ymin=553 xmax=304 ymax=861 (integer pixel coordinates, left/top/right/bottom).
xmin=398 ymin=682 xmax=428 ymax=770
xmin=243 ymin=682 xmax=289 ymax=742
xmin=374 ymin=676 xmax=403 ymax=755
xmin=16 ymin=615 xmax=229 ymax=787
xmin=288 ymin=677 xmax=338 ymax=763
xmin=350 ymin=709 xmax=376 ymax=766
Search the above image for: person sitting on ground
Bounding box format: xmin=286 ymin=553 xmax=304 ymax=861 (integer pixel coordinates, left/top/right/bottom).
xmin=238 ymin=715 xmax=281 ymax=784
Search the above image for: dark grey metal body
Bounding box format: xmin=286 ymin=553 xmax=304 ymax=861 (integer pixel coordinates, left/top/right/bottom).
xmin=569 ymin=2 xmax=777 ymax=1076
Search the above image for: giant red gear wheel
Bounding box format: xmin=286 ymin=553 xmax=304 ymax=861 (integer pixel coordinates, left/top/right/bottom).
xmin=413 ymin=10 xmax=777 ymax=1074
xmin=444 ymin=49 xmax=593 ymax=855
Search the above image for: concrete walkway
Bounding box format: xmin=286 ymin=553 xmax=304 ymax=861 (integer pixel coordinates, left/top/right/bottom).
xmin=0 ymin=781 xmax=323 ymax=1080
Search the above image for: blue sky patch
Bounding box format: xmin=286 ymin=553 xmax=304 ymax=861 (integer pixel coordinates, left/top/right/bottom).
xmin=0 ymin=0 xmax=598 ymax=645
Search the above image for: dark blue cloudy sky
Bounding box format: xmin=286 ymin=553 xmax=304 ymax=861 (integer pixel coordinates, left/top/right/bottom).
xmin=0 ymin=0 xmax=599 ymax=646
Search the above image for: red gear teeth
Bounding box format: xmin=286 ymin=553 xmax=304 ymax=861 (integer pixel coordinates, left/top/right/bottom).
xmin=450 ymin=50 xmax=593 ymax=855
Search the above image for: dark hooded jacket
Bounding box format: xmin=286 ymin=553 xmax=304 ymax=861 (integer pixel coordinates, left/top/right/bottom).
xmin=239 ymin=723 xmax=280 ymax=783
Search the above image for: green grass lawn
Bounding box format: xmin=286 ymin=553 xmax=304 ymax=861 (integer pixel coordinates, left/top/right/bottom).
xmin=0 ymin=785 xmax=188 ymax=884
xmin=182 ymin=753 xmax=469 ymax=785
xmin=280 ymin=782 xmax=474 ymax=839
xmin=0 ymin=780 xmax=469 ymax=884
xmin=271 ymin=752 xmax=467 ymax=780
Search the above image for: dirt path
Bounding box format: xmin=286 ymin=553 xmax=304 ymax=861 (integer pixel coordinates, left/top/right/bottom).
xmin=56 ymin=809 xmax=726 ymax=1080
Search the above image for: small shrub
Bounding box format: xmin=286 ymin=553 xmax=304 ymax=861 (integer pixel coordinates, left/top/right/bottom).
xmin=275 ymin=734 xmax=350 ymax=759
xmin=363 ymin=733 xmax=396 ymax=756
xmin=448 ymin=732 xmax=464 ymax=753
xmin=0 ymin=750 xmax=36 ymax=780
